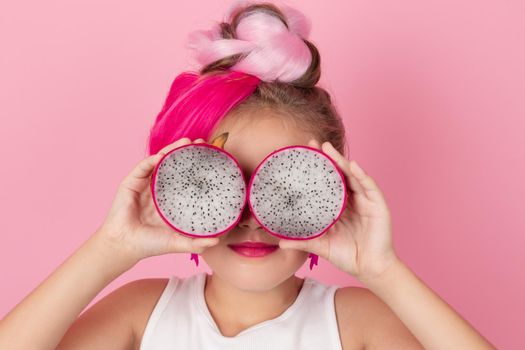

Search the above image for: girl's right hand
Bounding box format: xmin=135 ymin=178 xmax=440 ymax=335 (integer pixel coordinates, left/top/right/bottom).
xmin=94 ymin=137 xmax=220 ymax=267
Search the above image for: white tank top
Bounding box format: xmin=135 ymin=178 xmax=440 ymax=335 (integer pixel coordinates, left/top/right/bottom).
xmin=139 ymin=272 xmax=343 ymax=350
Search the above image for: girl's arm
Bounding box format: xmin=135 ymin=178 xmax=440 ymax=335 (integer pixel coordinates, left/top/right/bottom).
xmin=0 ymin=229 xmax=135 ymax=350
xmin=360 ymin=257 xmax=495 ymax=349
xmin=279 ymin=139 xmax=497 ymax=350
xmin=0 ymin=137 xmax=220 ymax=350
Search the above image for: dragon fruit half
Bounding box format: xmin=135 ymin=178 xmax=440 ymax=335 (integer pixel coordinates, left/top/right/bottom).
xmin=150 ymin=134 xmax=348 ymax=268
xmin=247 ymin=145 xmax=348 ymax=241
xmin=151 ymin=133 xmax=247 ymax=238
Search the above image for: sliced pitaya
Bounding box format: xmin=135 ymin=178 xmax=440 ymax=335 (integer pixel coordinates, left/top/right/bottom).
xmin=247 ymin=145 xmax=347 ymax=270
xmin=248 ymin=145 xmax=347 ymax=240
xmin=150 ymin=133 xmax=247 ymax=240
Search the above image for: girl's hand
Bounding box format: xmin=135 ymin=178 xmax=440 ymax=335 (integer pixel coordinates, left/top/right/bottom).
xmin=95 ymin=137 xmax=220 ymax=266
xmin=278 ymin=139 xmax=400 ymax=283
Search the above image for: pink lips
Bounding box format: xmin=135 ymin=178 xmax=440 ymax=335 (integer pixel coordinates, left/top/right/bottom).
xmin=228 ymin=241 xmax=279 ymax=257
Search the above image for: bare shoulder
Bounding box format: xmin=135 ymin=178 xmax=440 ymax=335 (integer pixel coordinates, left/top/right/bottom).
xmin=121 ymin=278 xmax=171 ymax=349
xmin=334 ymin=286 xmax=367 ymax=350
xmin=57 ymin=277 xmax=170 ymax=350
xmin=334 ymin=286 xmax=424 ymax=350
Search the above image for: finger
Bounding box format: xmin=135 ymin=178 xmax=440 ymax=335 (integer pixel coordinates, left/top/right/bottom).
xmin=346 ymin=167 xmax=364 ymax=197
xmin=194 ymin=138 xmax=206 ymax=143
xmin=157 ymin=137 xmax=192 ymax=156
xmin=348 ymin=160 xmax=386 ymax=204
xmin=308 ymin=139 xmax=364 ymax=200
xmin=320 ymin=141 xmax=365 ymax=197
xmin=120 ymin=153 xmax=164 ymax=193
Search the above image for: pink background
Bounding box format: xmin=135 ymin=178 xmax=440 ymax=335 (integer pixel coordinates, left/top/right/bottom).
xmin=1 ymin=1 xmax=523 ymax=348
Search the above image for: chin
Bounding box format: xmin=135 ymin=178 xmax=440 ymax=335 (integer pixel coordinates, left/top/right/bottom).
xmin=200 ymin=242 xmax=308 ymax=292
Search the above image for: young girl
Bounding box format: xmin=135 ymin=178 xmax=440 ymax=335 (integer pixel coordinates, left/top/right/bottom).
xmin=0 ymin=2 xmax=496 ymax=349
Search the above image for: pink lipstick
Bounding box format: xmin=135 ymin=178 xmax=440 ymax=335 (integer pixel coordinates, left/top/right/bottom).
xmin=228 ymin=241 xmax=279 ymax=257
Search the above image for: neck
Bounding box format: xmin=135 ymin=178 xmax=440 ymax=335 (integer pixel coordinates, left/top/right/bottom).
xmin=203 ymin=273 xmax=305 ymax=337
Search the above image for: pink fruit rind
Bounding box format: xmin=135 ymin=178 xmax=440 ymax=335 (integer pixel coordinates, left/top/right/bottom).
xmin=150 ymin=142 xmax=249 ymax=239
xmin=247 ymin=144 xmax=348 ymax=241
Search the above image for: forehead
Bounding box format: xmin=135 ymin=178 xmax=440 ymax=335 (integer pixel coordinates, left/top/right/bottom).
xmin=209 ymin=109 xmax=315 ymax=178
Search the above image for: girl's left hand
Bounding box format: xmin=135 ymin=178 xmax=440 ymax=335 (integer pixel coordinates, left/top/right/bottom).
xmin=278 ymin=139 xmax=400 ymax=283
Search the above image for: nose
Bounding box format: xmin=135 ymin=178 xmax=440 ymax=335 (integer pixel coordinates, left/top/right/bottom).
xmin=237 ymin=201 xmax=262 ymax=230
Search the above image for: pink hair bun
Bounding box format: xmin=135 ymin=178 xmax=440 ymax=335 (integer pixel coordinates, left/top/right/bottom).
xmin=186 ymin=0 xmax=313 ymax=83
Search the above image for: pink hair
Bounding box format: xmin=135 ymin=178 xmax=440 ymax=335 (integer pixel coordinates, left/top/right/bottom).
xmin=146 ymin=70 xmax=260 ymax=156
xmin=186 ymin=1 xmax=312 ymax=83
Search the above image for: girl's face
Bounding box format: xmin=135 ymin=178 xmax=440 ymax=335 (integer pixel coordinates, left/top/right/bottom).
xmin=200 ymin=110 xmax=313 ymax=291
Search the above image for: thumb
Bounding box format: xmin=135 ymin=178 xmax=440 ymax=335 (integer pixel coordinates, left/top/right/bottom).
xmin=279 ymin=239 xmax=314 ymax=253
xmin=188 ymin=237 xmax=221 ymax=253
xmin=279 ymin=237 xmax=330 ymax=260
xmin=164 ymin=233 xmax=220 ymax=254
